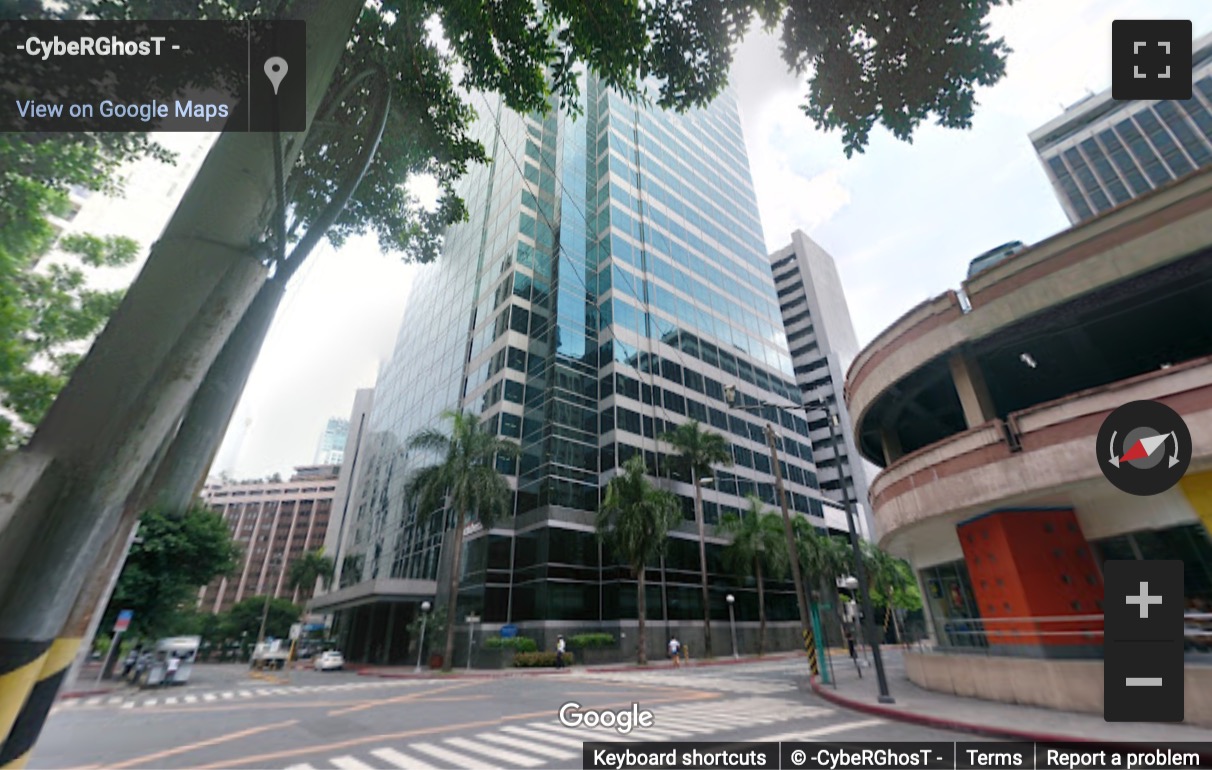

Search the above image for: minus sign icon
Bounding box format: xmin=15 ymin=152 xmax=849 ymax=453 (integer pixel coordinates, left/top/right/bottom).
xmin=1125 ymin=677 xmax=1163 ymax=686
xmin=172 ymin=44 xmax=180 ymax=50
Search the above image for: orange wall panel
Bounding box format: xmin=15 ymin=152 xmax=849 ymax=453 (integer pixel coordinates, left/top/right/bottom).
xmin=958 ymin=509 xmax=1103 ymax=646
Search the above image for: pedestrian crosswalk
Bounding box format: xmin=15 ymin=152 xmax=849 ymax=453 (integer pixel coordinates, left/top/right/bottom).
xmin=280 ymin=696 xmax=880 ymax=770
xmin=50 ymin=679 xmax=428 ymax=714
xmin=579 ymin=670 xmax=799 ymax=694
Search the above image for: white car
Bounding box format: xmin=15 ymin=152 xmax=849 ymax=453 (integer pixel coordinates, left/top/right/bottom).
xmin=313 ymin=651 xmax=344 ymax=671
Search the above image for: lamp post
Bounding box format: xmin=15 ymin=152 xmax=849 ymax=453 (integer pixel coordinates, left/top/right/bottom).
xmin=818 ymin=406 xmax=893 ymax=703
xmin=724 ymin=384 xmax=890 ymax=702
xmin=414 ymin=601 xmax=431 ymax=673
xmin=726 ymin=594 xmax=738 ymax=660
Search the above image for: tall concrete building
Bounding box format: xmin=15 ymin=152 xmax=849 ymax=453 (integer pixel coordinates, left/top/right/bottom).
xmin=770 ymin=231 xmax=873 ymax=537
xmin=314 ymin=417 xmax=350 ymax=465
xmin=198 ymin=465 xmax=340 ymax=613
xmin=1030 ymin=32 xmax=1212 ymax=224
xmin=313 ymin=78 xmax=844 ymax=664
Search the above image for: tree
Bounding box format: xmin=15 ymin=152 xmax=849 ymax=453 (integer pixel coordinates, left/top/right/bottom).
xmin=596 ymin=455 xmax=681 ymax=666
xmin=718 ymin=496 xmax=788 ymax=656
xmin=0 ymin=0 xmax=1014 ymax=755
xmin=862 ymin=542 xmax=921 ymax=642
xmin=404 ymin=410 xmax=519 ymax=670
xmin=288 ymin=548 xmax=336 ymax=604
xmin=662 ymin=419 xmax=732 ymax=657
xmin=224 ymin=596 xmax=302 ymax=642
xmin=101 ymin=505 xmax=240 ymax=640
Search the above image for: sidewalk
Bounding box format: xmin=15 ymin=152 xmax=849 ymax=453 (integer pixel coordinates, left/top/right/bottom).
xmin=811 ymin=646 xmax=1212 ymax=744
xmin=60 ymin=663 xmax=135 ymax=699
xmin=356 ymin=650 xmax=806 ymax=679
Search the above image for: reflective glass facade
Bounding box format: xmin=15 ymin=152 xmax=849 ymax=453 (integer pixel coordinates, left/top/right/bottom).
xmin=342 ymin=78 xmax=837 ymax=628
xmin=1032 ymin=36 xmax=1212 ymax=223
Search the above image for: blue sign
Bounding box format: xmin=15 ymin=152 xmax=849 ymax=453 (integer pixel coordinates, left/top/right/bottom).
xmin=113 ymin=609 xmax=134 ymax=633
xmin=305 ymin=623 xmax=325 ymax=632
xmin=499 ymin=624 xmax=518 ymax=639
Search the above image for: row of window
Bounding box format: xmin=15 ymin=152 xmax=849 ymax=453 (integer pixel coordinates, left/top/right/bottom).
xmin=1047 ymin=89 xmax=1212 ymax=220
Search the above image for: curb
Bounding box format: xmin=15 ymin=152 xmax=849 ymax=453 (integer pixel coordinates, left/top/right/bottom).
xmin=357 ymin=669 xmax=575 ymax=680
xmin=585 ymin=653 xmax=802 ymax=673
xmin=59 ymin=688 xmax=123 ymax=700
xmin=807 ymin=678 xmax=1195 ymax=748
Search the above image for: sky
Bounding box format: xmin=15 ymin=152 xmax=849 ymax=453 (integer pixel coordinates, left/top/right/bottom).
xmin=88 ymin=0 xmax=1212 ymax=479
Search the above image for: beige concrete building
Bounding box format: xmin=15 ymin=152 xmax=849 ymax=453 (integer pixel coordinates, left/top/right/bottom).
xmin=845 ymin=167 xmax=1212 ymax=723
xmin=198 ymin=465 xmax=340 ymax=613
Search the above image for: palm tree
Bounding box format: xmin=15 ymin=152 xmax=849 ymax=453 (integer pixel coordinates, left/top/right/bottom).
xmin=661 ymin=419 xmax=731 ymax=657
xmin=718 ymin=495 xmax=788 ymax=655
xmin=287 ymin=548 xmax=335 ymax=604
xmin=596 ymin=455 xmax=680 ymax=665
xmin=863 ymin=542 xmax=918 ymax=643
xmin=405 ymin=410 xmax=519 ymax=670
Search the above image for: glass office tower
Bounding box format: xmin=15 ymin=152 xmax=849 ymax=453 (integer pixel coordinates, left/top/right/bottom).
xmin=333 ymin=77 xmax=840 ymax=662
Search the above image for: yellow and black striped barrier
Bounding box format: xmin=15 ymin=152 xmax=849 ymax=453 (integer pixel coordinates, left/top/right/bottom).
xmin=0 ymin=637 xmax=80 ymax=770
xmin=802 ymin=628 xmax=820 ymax=676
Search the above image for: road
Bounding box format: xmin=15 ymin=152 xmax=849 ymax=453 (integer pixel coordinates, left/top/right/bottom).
xmin=30 ymin=661 xmax=990 ymax=769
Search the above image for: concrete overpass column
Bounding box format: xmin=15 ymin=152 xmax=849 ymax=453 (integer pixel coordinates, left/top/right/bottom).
xmin=949 ymin=352 xmax=997 ymax=428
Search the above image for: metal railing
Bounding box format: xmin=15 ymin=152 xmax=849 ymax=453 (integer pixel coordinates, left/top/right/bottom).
xmin=935 ymin=611 xmax=1212 ymax=648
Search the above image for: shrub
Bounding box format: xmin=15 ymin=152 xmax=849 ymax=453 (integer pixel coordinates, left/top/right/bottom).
xmin=483 ymin=636 xmax=538 ymax=652
xmin=512 ymin=651 xmax=575 ymax=667
xmin=569 ymin=633 xmax=614 ymax=649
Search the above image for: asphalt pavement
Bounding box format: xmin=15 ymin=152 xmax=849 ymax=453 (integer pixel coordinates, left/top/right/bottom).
xmin=30 ymin=660 xmax=983 ymax=769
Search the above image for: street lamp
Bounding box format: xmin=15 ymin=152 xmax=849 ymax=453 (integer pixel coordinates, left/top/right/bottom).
xmin=414 ymin=601 xmax=431 ymax=673
xmin=724 ymin=384 xmax=892 ymax=701
xmin=726 ymin=594 xmax=738 ymax=659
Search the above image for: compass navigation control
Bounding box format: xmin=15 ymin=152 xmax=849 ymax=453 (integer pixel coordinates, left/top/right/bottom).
xmin=1097 ymin=400 xmax=1192 ymax=496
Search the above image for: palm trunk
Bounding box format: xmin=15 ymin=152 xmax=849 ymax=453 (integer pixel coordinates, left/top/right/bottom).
xmin=443 ymin=510 xmax=466 ymax=671
xmin=755 ymin=558 xmax=766 ymax=656
xmin=692 ymin=468 xmax=711 ymax=657
xmin=636 ymin=567 xmax=647 ymax=666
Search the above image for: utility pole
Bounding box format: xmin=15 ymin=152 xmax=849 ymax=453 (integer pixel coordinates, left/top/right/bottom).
xmin=763 ymin=424 xmax=822 ymax=680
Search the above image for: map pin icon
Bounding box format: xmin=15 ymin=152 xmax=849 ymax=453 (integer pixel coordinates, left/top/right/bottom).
xmin=264 ymin=57 xmax=288 ymax=95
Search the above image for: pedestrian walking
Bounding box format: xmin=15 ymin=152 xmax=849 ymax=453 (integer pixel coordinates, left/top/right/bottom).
xmin=121 ymin=646 xmax=140 ymax=680
xmin=668 ymin=637 xmax=681 ymax=668
xmin=555 ymin=635 xmax=566 ymax=669
xmin=163 ymin=654 xmax=181 ymax=686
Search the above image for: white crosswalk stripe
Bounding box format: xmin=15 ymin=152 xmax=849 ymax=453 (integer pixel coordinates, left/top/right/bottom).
xmin=369 ymin=747 xmax=439 ymax=770
xmin=290 ymin=697 xmax=857 ymax=769
xmin=409 ymin=742 xmax=498 ymax=770
xmin=757 ymin=718 xmax=886 ymax=741
xmin=444 ymin=737 xmax=545 ymax=767
xmin=475 ymin=732 xmax=578 ymax=760
xmin=53 ymin=678 xmax=429 ymax=712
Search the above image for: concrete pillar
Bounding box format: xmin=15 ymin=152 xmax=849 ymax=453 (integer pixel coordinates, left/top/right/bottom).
xmin=880 ymin=427 xmax=903 ymax=466
xmin=949 ymin=352 xmax=997 ymax=428
xmin=383 ymin=603 xmax=397 ymax=664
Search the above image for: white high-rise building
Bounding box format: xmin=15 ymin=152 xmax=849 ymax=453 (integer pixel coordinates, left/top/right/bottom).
xmin=769 ymin=230 xmax=874 ymax=538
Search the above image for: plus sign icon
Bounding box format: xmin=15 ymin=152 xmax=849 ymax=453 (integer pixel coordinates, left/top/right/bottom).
xmin=1112 ymin=20 xmax=1192 ymax=100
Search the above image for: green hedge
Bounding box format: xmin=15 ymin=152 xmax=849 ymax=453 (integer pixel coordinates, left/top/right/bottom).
xmin=513 ymin=651 xmax=575 ymax=667
xmin=483 ymin=636 xmax=538 ymax=652
xmin=569 ymin=633 xmax=615 ymax=648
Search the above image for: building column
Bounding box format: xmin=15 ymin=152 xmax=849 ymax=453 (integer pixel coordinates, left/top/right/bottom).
xmin=948 ymin=352 xmax=996 ymax=428
xmin=362 ymin=606 xmax=376 ymax=663
xmin=880 ymin=427 xmax=903 ymax=466
xmin=383 ymin=604 xmax=398 ymax=664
